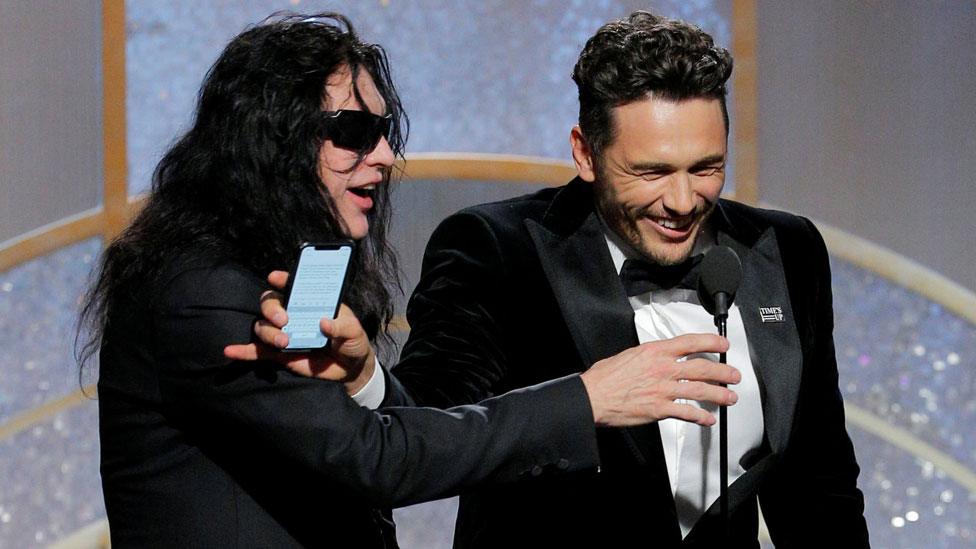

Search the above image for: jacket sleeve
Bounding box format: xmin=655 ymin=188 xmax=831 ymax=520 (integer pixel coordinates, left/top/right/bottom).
xmin=394 ymin=210 xmax=515 ymax=407
xmin=152 ymin=264 xmax=598 ymax=508
xmin=759 ymin=218 xmax=870 ymax=546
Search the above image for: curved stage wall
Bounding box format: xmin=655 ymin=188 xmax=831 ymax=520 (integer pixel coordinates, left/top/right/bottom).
xmin=0 ymin=1 xmax=973 ymax=547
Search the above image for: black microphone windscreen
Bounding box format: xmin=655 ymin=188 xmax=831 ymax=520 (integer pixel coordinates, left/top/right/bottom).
xmin=697 ymin=246 xmax=742 ymax=315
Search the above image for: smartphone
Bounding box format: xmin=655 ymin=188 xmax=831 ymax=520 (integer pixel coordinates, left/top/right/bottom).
xmin=281 ymin=242 xmax=354 ymax=352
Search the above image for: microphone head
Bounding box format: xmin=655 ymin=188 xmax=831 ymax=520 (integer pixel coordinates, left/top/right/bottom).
xmin=697 ymin=245 xmax=742 ymax=317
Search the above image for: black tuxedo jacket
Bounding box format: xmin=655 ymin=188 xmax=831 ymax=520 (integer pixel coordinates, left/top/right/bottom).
xmin=396 ymin=179 xmax=869 ymax=548
xmin=97 ymin=254 xmax=599 ymax=548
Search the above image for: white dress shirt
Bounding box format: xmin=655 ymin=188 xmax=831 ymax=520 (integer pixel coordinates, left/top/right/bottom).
xmin=351 ymin=357 xmax=387 ymax=409
xmin=604 ymin=226 xmax=764 ymax=538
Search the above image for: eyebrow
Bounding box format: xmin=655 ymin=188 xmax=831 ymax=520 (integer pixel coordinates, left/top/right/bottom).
xmin=629 ymin=154 xmax=726 ymax=173
xmin=689 ymin=154 xmax=727 ymax=169
xmin=629 ymin=161 xmax=674 ymax=173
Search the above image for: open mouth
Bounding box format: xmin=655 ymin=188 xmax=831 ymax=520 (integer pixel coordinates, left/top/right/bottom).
xmin=650 ymin=214 xmax=696 ymax=232
xmin=348 ymin=185 xmax=375 ymax=199
xmin=638 ymin=212 xmax=702 ymax=243
xmin=653 ymin=216 xmax=694 ymax=230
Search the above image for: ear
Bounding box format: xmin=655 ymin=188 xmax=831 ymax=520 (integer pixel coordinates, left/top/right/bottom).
xmin=570 ymin=126 xmax=597 ymax=183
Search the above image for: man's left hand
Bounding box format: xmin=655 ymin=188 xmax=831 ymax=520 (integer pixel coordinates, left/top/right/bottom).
xmin=223 ymin=271 xmax=376 ymax=395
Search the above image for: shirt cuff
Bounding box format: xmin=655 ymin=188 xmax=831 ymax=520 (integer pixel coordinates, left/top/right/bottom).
xmin=349 ymin=357 xmax=386 ymax=409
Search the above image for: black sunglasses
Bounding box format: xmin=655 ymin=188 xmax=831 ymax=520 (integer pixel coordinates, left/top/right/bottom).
xmin=317 ymin=110 xmax=393 ymax=151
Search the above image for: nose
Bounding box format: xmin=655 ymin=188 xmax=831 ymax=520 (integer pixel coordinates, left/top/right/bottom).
xmin=662 ymin=172 xmax=695 ymax=216
xmin=365 ymin=136 xmax=395 ymax=168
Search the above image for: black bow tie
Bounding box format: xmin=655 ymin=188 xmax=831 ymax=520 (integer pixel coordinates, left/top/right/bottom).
xmin=619 ymin=255 xmax=704 ymax=296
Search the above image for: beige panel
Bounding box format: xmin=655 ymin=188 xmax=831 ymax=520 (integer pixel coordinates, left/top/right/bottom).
xmin=0 ymin=0 xmax=103 ymax=242
xmin=731 ymin=0 xmax=759 ymax=205
xmin=103 ymin=0 xmax=128 ymax=240
xmin=757 ymin=1 xmax=976 ymax=291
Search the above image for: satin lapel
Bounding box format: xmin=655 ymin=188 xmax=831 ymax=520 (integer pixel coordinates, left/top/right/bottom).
xmin=524 ymin=191 xmax=671 ymax=482
xmin=525 ymin=212 xmax=635 ymax=370
xmin=720 ymin=228 xmax=802 ymax=455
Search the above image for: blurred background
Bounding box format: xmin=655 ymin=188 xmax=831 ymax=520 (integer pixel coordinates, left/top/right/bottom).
xmin=0 ymin=1 xmax=973 ymax=547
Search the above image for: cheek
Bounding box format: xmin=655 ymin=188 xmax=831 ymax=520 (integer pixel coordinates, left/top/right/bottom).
xmin=614 ymin=183 xmax=662 ymax=212
xmin=317 ymin=146 xmax=353 ymax=199
xmin=598 ymin=185 xmax=640 ymax=220
xmin=695 ymin=175 xmax=725 ymax=201
xmin=319 ymin=178 xmax=344 ymax=203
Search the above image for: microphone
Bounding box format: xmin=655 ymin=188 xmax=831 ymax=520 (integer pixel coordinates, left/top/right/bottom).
xmin=695 ymin=245 xmax=741 ymax=542
xmin=697 ymin=246 xmax=742 ymax=325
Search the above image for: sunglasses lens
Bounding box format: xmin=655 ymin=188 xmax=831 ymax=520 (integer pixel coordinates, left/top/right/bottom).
xmin=376 ymin=117 xmax=393 ymax=144
xmin=322 ymin=111 xmax=392 ymax=151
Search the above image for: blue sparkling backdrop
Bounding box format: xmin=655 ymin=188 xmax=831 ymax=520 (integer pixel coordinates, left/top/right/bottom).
xmin=1 ymin=1 xmax=973 ymax=547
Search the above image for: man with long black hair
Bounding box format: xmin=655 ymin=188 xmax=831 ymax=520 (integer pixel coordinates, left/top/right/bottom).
xmin=79 ymin=13 xmax=739 ymax=548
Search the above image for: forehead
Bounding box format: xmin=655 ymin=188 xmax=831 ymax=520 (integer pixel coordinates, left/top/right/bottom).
xmin=608 ymin=96 xmax=727 ymax=163
xmin=323 ymin=65 xmax=386 ymax=114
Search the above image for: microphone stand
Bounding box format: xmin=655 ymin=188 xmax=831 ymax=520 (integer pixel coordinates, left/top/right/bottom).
xmin=715 ymin=292 xmax=731 ymax=540
xmin=715 ymin=308 xmax=729 ymax=542
xmin=697 ymin=245 xmax=741 ymax=543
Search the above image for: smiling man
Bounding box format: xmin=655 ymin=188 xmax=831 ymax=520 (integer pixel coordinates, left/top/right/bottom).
xmin=574 ymin=97 xmax=727 ymax=266
xmin=389 ymin=10 xmax=870 ymax=547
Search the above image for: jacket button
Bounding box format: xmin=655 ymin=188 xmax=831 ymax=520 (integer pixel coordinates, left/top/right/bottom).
xmin=531 ymin=465 xmax=543 ymax=477
xmin=556 ymin=458 xmax=570 ymax=470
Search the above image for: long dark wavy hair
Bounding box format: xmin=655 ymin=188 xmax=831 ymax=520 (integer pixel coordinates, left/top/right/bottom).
xmin=77 ymin=13 xmax=406 ymax=377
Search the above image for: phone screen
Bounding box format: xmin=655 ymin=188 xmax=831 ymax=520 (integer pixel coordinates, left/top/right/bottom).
xmin=283 ymin=243 xmax=353 ymax=351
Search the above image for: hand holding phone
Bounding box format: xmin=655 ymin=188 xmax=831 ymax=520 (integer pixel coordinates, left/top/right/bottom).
xmin=282 ymin=242 xmax=354 ymax=351
xmin=223 ymin=266 xmax=376 ymax=391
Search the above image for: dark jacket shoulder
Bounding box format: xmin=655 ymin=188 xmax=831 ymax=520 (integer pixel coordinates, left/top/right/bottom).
xmin=152 ymin=254 xmax=265 ymax=313
xmin=717 ymin=199 xmax=819 ymax=244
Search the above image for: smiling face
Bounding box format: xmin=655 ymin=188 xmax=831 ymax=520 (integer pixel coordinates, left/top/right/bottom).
xmin=318 ymin=66 xmax=395 ymax=240
xmin=572 ymin=95 xmax=727 ymax=266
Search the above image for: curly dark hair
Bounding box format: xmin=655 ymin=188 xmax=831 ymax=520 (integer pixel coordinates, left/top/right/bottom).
xmin=77 ymin=13 xmax=406 ymax=377
xmin=572 ymin=11 xmax=733 ymax=156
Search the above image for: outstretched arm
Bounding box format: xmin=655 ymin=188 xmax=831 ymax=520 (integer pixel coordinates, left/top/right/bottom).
xmin=157 ymin=265 xmax=599 ymax=508
xmin=228 ymin=271 xmax=743 ymax=429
